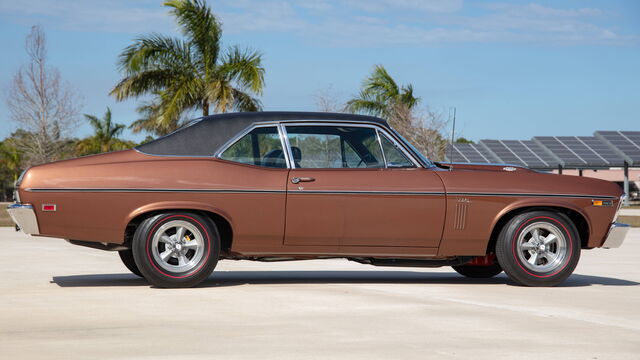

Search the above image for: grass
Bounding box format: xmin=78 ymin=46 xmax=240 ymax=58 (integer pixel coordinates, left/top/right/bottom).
xmin=618 ymin=216 xmax=640 ymax=227
xmin=0 ymin=203 xmax=13 ymax=227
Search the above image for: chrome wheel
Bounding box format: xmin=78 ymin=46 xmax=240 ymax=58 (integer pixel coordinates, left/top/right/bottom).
xmin=516 ymin=222 xmax=567 ymax=273
xmin=151 ymin=220 xmax=205 ymax=273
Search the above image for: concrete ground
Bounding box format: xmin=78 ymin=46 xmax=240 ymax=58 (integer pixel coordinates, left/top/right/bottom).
xmin=0 ymin=228 xmax=638 ymax=360
xmin=620 ymin=208 xmax=640 ymax=216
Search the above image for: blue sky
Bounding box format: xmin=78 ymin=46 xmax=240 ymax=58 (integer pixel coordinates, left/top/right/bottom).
xmin=0 ymin=0 xmax=638 ymax=144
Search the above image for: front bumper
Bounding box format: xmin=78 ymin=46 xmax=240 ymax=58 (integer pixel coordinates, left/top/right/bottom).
xmin=6 ymin=203 xmax=39 ymax=235
xmin=602 ymin=222 xmax=631 ymax=249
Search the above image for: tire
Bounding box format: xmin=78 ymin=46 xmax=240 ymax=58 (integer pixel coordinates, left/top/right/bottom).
xmin=132 ymin=212 xmax=220 ymax=288
xmin=118 ymin=249 xmax=143 ymax=277
xmin=452 ymin=262 xmax=502 ymax=278
xmin=496 ymin=210 xmax=581 ymax=287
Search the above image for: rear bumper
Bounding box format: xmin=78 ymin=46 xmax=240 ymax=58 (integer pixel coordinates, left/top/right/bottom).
xmin=602 ymin=222 xmax=631 ymax=249
xmin=6 ymin=203 xmax=39 ymax=235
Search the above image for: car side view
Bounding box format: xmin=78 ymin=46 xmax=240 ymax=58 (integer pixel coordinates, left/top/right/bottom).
xmin=8 ymin=112 xmax=630 ymax=288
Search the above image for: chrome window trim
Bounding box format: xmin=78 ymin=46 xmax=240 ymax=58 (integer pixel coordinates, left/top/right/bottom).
xmin=279 ymin=123 xmax=295 ymax=169
xmin=377 ymin=130 xmax=417 ymax=168
xmin=281 ymin=122 xmax=422 ymax=169
xmin=375 ymin=129 xmax=388 ymax=168
xmin=213 ymin=120 xmax=424 ymax=169
xmin=214 ymin=122 xmax=279 ymax=158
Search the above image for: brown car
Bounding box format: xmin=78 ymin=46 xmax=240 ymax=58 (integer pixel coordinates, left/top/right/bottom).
xmin=8 ymin=112 xmax=630 ymax=288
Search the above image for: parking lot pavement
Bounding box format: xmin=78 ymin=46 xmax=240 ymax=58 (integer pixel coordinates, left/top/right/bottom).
xmin=0 ymin=228 xmax=638 ymax=360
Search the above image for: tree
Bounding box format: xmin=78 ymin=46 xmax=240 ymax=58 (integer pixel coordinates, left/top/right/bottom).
xmin=313 ymin=86 xmax=346 ymax=113
xmin=111 ymin=0 xmax=265 ymax=132
xmin=75 ymin=108 xmax=135 ymax=155
xmin=6 ymin=25 xmax=81 ymax=166
xmin=455 ymin=137 xmax=474 ymax=144
xmin=346 ymin=65 xmax=419 ymax=119
xmin=346 ymin=65 xmax=447 ymax=160
xmin=128 ymin=91 xmax=188 ymax=136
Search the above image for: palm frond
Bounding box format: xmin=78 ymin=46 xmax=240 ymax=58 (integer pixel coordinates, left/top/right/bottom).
xmin=218 ymin=46 xmax=265 ymax=94
xmin=399 ymin=84 xmax=420 ymax=109
xmin=231 ymin=88 xmax=262 ymax=112
xmin=158 ymin=79 xmax=203 ymax=124
xmin=117 ymin=34 xmax=195 ymax=75
xmin=164 ymin=0 xmax=221 ymax=75
xmin=110 ymin=69 xmax=189 ymax=101
xmin=345 ymin=95 xmax=387 ymax=117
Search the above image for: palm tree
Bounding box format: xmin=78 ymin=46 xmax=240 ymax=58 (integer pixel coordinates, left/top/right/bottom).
xmin=346 ymin=65 xmax=420 ymax=119
xmin=75 ymin=108 xmax=133 ymax=155
xmin=128 ymin=92 xmax=184 ymax=136
xmin=110 ymin=0 xmax=265 ymax=132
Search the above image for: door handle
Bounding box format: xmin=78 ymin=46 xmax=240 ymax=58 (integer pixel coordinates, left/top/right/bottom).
xmin=291 ymin=177 xmax=315 ymax=184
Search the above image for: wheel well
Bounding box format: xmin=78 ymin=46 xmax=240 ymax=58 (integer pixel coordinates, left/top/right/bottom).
xmin=124 ymin=209 xmax=234 ymax=255
xmin=485 ymin=206 xmax=589 ymax=254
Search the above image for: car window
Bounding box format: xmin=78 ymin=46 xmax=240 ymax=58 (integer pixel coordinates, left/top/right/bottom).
xmin=285 ymin=126 xmax=384 ymax=169
xmin=219 ymin=127 xmax=286 ymax=168
xmin=380 ymin=134 xmax=415 ymax=168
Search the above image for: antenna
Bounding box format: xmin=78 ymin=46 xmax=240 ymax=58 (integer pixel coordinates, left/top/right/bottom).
xmin=449 ymin=107 xmax=456 ymax=171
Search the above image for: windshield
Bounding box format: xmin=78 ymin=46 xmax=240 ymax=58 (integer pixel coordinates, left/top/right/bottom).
xmin=390 ymin=130 xmax=434 ymax=168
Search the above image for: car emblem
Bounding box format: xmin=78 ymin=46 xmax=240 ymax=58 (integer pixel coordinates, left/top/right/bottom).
xmin=503 ymin=166 xmax=517 ymax=172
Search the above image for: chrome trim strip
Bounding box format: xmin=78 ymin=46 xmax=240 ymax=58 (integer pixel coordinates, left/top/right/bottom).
xmin=288 ymin=190 xmax=444 ymax=196
xmin=24 ymin=188 xmax=618 ymax=199
xmin=447 ymin=192 xmax=617 ymax=199
xmin=25 ymin=188 xmax=285 ymax=194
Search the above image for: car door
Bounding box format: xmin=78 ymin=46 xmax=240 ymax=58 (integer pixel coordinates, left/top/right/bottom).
xmin=283 ymin=123 xmax=446 ymax=250
xmin=216 ymin=125 xmax=290 ymax=251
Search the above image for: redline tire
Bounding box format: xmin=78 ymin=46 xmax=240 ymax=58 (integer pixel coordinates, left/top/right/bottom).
xmin=132 ymin=212 xmax=220 ymax=288
xmin=496 ymin=211 xmax=581 ymax=287
xmin=452 ymin=262 xmax=502 ymax=278
xmin=118 ymin=249 xmax=143 ymax=277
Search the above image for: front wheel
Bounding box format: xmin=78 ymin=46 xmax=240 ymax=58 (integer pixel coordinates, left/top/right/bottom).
xmin=132 ymin=212 xmax=220 ymax=288
xmin=496 ymin=211 xmax=581 ymax=287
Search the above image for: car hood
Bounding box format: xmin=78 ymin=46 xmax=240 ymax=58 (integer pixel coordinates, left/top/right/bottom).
xmin=434 ymin=163 xmax=623 ymax=199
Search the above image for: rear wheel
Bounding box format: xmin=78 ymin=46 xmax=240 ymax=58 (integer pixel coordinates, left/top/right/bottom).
xmin=496 ymin=210 xmax=580 ymax=287
xmin=118 ymin=249 xmax=142 ymax=277
xmin=452 ymin=262 xmax=502 ymax=278
xmin=132 ymin=212 xmax=220 ymax=288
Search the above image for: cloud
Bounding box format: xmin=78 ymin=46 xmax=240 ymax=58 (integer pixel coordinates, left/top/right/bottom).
xmin=0 ymin=0 xmax=636 ymax=46
xmin=0 ymin=0 xmax=171 ymax=33
xmin=341 ymin=0 xmax=464 ymax=13
xmin=212 ymin=1 xmax=636 ymax=46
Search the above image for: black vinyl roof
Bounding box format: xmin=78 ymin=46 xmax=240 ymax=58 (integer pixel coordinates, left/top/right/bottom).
xmin=135 ymin=111 xmax=389 ymax=157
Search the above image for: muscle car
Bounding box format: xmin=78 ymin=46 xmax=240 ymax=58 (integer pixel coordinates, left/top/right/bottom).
xmin=7 ymin=112 xmax=630 ymax=287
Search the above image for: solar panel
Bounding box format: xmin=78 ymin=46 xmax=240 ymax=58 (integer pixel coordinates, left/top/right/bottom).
xmin=532 ymin=136 xmax=626 ymax=168
xmin=518 ymin=140 xmax=561 ymax=168
xmin=576 ymin=136 xmax=625 ymax=166
xmin=533 ymin=137 xmax=585 ymax=167
xmin=444 ymin=143 xmax=499 ymax=164
xmin=595 ymin=131 xmax=640 ymax=165
xmin=479 ymin=139 xmax=560 ymax=169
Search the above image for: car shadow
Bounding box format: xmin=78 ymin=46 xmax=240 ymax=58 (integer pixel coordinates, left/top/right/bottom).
xmin=51 ymin=271 xmax=639 ymax=288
